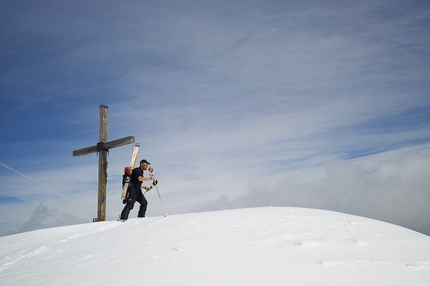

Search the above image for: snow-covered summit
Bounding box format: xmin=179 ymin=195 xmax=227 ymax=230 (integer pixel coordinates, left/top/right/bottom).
xmin=1 ymin=207 xmax=429 ymax=285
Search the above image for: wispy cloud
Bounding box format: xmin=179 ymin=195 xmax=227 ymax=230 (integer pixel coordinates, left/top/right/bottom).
xmin=0 ymin=161 xmax=68 ymax=199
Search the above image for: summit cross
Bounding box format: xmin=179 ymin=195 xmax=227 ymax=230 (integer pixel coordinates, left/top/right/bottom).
xmin=73 ymin=104 xmax=135 ymax=222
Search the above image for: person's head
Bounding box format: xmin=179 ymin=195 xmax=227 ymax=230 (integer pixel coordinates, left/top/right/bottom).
xmin=139 ymin=159 xmax=150 ymax=170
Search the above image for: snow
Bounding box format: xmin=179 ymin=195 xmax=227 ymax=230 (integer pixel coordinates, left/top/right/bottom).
xmin=1 ymin=207 xmax=429 ymax=285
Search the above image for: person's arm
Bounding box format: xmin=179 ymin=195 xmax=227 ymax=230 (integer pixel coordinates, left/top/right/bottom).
xmin=138 ymin=174 xmax=155 ymax=182
xmin=139 ymin=173 xmax=156 ymax=190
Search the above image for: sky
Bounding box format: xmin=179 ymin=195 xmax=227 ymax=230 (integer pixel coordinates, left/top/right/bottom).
xmin=1 ymin=0 xmax=430 ymax=236
xmin=1 ymin=207 xmax=430 ymax=285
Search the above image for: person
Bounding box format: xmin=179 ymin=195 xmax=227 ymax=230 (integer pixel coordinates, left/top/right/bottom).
xmin=120 ymin=159 xmax=156 ymax=220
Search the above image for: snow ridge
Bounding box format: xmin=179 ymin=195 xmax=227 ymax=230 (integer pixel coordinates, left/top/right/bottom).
xmin=1 ymin=207 xmax=429 ymax=286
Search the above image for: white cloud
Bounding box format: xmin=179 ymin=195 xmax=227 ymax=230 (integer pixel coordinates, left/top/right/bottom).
xmin=193 ymin=145 xmax=430 ymax=235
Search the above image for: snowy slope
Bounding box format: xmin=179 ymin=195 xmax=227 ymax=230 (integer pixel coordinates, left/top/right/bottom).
xmin=1 ymin=207 xmax=429 ymax=285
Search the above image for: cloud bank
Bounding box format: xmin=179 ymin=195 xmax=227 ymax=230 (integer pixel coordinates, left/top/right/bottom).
xmin=194 ymin=146 xmax=430 ymax=235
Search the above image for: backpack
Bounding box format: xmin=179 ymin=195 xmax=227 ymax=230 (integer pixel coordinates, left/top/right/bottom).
xmin=122 ymin=166 xmax=132 ymax=188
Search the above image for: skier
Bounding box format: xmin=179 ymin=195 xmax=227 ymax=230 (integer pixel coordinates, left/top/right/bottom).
xmin=120 ymin=159 xmax=156 ymax=220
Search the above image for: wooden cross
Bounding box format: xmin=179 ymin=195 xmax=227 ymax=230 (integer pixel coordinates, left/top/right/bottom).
xmin=73 ymin=104 xmax=135 ymax=222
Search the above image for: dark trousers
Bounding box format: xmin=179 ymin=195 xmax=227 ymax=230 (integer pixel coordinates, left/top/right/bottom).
xmin=120 ymin=185 xmax=148 ymax=220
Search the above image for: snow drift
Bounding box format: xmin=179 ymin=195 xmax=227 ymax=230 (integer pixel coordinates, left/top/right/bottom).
xmin=1 ymin=207 xmax=429 ymax=285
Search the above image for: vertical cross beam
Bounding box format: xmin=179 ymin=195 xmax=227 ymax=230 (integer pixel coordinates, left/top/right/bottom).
xmin=98 ymin=105 xmax=108 ymax=221
xmin=73 ymin=105 xmax=135 ymax=222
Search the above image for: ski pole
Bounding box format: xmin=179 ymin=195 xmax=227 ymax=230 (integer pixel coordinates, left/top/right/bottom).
xmin=146 ymin=181 xmax=167 ymax=217
xmin=154 ymin=184 xmax=167 ymax=217
xmin=144 ymin=168 xmax=168 ymax=217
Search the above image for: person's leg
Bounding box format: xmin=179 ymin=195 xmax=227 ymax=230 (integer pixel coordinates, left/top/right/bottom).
xmin=137 ymin=190 xmax=148 ymax=217
xmin=120 ymin=187 xmax=137 ymax=220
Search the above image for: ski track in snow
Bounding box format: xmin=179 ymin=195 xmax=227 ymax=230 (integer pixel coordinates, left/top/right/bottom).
xmin=0 ymin=207 xmax=430 ymax=286
xmin=0 ymin=220 xmax=122 ymax=272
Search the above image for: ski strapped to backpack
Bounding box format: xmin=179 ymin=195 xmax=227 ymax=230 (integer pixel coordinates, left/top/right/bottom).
xmin=121 ymin=142 xmax=140 ymax=200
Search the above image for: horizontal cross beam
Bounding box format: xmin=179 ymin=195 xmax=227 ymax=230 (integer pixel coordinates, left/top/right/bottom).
xmin=73 ymin=136 xmax=135 ymax=157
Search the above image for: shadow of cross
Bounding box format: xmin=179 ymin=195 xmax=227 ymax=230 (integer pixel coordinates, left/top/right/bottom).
xmin=73 ymin=105 xmax=135 ymax=222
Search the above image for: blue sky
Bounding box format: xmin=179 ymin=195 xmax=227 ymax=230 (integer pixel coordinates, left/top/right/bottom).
xmin=1 ymin=0 xmax=430 ymax=235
